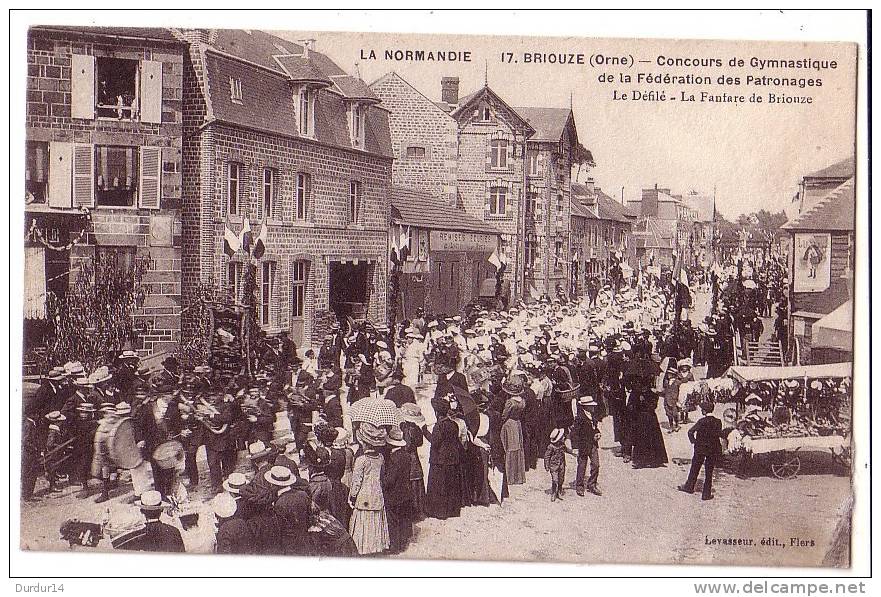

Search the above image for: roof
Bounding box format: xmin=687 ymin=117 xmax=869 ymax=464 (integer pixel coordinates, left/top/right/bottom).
xmin=805 ymin=156 xmax=855 ymax=180
xmin=30 ymin=25 xmax=182 ymax=43
xmin=513 ymin=107 xmax=573 ymax=143
xmin=782 ymin=178 xmax=854 ymax=231
xmin=633 ymin=218 xmax=674 ymax=250
xmin=199 ymin=30 xmax=392 ymax=158
xmin=595 ymin=190 xmax=632 ymax=223
xmin=391 ymin=187 xmax=501 ymax=235
xmin=450 ymin=85 xmax=535 ymax=136
xmin=570 ymin=199 xmax=598 ymax=220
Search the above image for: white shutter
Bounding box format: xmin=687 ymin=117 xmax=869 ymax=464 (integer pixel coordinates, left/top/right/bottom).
xmin=139 ymin=146 xmax=162 ymax=209
xmin=72 ymin=144 xmax=94 ymax=208
xmin=140 ymin=60 xmax=163 ymax=124
xmin=71 ymin=54 xmax=95 ymax=120
xmin=48 ymin=141 xmax=73 ymax=208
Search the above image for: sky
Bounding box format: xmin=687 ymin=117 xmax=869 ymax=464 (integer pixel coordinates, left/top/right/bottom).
xmin=277 ymin=29 xmax=856 ymax=220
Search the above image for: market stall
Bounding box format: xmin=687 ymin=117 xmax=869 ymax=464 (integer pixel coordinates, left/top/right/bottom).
xmin=721 ymin=362 xmax=852 ymax=479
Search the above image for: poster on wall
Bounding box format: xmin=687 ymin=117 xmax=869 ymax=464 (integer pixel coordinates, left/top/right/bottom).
xmin=793 ymin=232 xmax=832 ymax=293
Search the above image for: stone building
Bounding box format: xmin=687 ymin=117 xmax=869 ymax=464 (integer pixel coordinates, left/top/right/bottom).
xmin=24 ymin=26 xmax=186 ymax=358
xmin=783 ymin=176 xmax=854 ymax=365
xmin=176 ymin=29 xmax=393 ymax=347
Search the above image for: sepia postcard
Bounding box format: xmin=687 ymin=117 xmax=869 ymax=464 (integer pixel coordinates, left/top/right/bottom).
xmin=14 ymin=14 xmax=864 ymax=573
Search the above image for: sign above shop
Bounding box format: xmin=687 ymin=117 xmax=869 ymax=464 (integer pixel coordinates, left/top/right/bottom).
xmin=430 ymin=230 xmax=498 ymax=253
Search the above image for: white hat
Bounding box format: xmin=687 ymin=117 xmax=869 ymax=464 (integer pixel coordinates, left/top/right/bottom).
xmin=222 ymin=472 xmax=249 ymax=495
xmin=578 ymin=396 xmax=598 ymax=407
xmin=264 ymin=465 xmax=298 ymax=487
xmin=212 ymin=493 xmax=238 ymax=518
xmin=549 ymin=428 xmax=566 ymax=443
xmin=247 ymin=440 xmax=273 ymax=460
xmin=115 ymin=402 xmax=132 ymax=416
xmin=135 ymin=490 xmax=166 ymax=511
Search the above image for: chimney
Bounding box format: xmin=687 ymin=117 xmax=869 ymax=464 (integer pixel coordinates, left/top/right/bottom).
xmin=298 ymin=39 xmax=316 ymax=58
xmin=441 ymin=76 xmax=460 ymax=105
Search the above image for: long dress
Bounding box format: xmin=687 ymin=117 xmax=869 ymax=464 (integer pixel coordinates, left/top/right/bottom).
xmin=500 ymin=409 xmax=527 ymax=485
xmin=423 ymin=417 xmax=462 ymax=520
xmin=630 ymin=390 xmax=669 ymax=468
xmin=348 ymin=452 xmax=390 ymax=555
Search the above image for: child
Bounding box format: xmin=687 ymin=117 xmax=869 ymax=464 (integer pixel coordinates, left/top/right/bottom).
xmin=544 ymin=428 xmax=571 ymax=502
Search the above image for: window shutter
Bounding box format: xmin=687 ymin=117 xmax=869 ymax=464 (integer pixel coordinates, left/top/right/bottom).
xmin=72 ymin=144 xmax=94 ymax=208
xmin=485 ymin=137 xmax=492 ymax=169
xmin=256 ymin=167 xmax=264 ymax=221
xmin=139 ymin=146 xmax=162 ymax=209
xmin=306 ymin=174 xmax=313 ymax=222
xmin=506 ymin=185 xmax=514 ymax=214
xmin=71 ymin=54 xmax=95 ymax=120
xmin=48 ymin=141 xmax=73 ymax=208
xmin=140 ymin=60 xmax=163 ymax=124
xmin=484 ymin=181 xmax=491 ymax=214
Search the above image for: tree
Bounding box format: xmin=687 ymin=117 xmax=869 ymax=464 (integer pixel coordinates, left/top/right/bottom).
xmin=46 ymin=252 xmax=150 ymax=367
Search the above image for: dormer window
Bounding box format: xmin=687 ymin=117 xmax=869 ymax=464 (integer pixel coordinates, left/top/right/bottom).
xmin=229 ymin=77 xmax=243 ymax=104
xmin=481 ymin=104 xmax=491 ymax=121
xmin=350 ymin=103 xmax=366 ymax=149
xmin=299 ymin=87 xmax=315 ymax=137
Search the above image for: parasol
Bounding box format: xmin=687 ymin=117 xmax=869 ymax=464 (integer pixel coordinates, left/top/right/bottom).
xmin=349 ymin=397 xmax=402 ymax=427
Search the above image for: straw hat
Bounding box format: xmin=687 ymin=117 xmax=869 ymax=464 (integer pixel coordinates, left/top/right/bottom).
xmin=135 ymin=490 xmax=166 ymax=512
xmin=264 ymin=465 xmax=298 ymax=487
xmin=45 ymin=410 xmax=66 ymax=422
xmin=247 ymin=440 xmax=273 ymax=461
xmin=549 ymin=428 xmax=566 ymax=443
xmin=119 ymin=350 xmax=140 ymax=361
xmin=115 ymin=402 xmax=132 ymax=416
xmin=47 ymin=367 xmax=67 ymax=381
xmin=386 ymin=426 xmax=407 ymax=447
xmin=212 ymin=493 xmax=238 ymax=519
xmin=90 ymin=366 xmax=112 ymax=384
xmin=356 ymin=421 xmax=388 ymax=448
xmin=222 ymin=472 xmax=249 ymax=495
xmin=577 ymin=395 xmax=598 ymax=407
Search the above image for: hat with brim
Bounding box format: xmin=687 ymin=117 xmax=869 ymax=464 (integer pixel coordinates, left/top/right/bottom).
xmin=65 ymin=362 xmax=85 ymax=376
xmin=119 ymin=350 xmax=140 ymax=361
xmin=399 ymin=403 xmax=425 ymax=426
xmin=76 ymin=403 xmax=97 ymax=413
xmin=75 ymin=377 xmax=94 ymax=387
xmin=247 ymin=440 xmax=273 ymax=461
xmin=115 ymin=402 xmax=132 ymax=416
xmin=99 ymin=402 xmax=116 ymax=413
xmin=45 ymin=410 xmax=66 ymax=422
xmin=135 ymin=490 xmax=167 ymax=511
xmin=212 ymin=493 xmax=238 ymax=518
xmin=222 ymin=472 xmax=249 ymax=495
xmin=549 ymin=428 xmax=566 ymax=443
xmin=264 ymin=465 xmax=298 ymax=487
xmin=193 ymin=365 xmax=211 ymax=375
xmin=386 ymin=426 xmax=407 ymax=448
xmin=578 ymin=396 xmax=598 ymax=407
xmin=47 ymin=367 xmax=67 ymax=381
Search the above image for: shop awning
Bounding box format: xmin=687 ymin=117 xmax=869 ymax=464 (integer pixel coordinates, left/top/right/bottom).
xmin=813 ymin=300 xmax=852 ymax=351
xmin=24 ymin=246 xmax=46 ymax=320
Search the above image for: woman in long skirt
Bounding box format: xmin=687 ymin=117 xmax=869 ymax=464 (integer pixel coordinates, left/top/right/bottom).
xmin=422 ymin=400 xmax=462 ymax=520
xmin=399 ymin=406 xmax=426 ymax=521
xmin=348 ymin=424 xmax=390 ymax=555
xmin=500 ymin=375 xmax=527 ymax=485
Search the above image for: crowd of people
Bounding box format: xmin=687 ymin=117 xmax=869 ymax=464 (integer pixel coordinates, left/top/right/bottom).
xmin=22 ymin=254 xmax=790 ymax=557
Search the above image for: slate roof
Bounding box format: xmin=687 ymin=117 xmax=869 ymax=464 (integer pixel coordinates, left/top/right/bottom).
xmin=570 ymin=199 xmax=598 ymax=220
xmin=30 ymin=25 xmax=182 ymax=43
xmin=633 ymin=218 xmax=674 ymax=249
xmin=513 ymin=107 xmax=574 ymax=143
xmin=782 ymin=178 xmax=855 ymax=232
xmin=391 ymin=186 xmax=501 ymax=235
xmin=595 ymin=190 xmax=632 ymax=223
xmin=200 ymin=29 xmax=392 ymax=158
xmin=805 ymin=156 xmax=855 ymax=180
xmin=451 ymin=86 xmax=535 ymax=136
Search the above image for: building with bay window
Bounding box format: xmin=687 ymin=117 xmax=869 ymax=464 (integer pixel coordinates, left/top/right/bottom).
xmin=177 ymin=29 xmax=392 ymax=348
xmin=24 ymin=26 xmax=186 ymax=360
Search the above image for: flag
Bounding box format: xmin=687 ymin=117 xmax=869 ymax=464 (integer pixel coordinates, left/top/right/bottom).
xmin=529 ymin=284 xmax=541 ymax=300
xmin=679 ymin=265 xmax=689 ymax=287
xmin=398 ymin=225 xmax=411 ymax=261
xmin=223 ymin=226 xmax=241 ymax=257
xmin=252 ymin=221 xmax=268 ymax=260
xmin=488 ymin=247 xmax=502 ymax=270
xmin=239 ymin=217 xmax=253 ymax=254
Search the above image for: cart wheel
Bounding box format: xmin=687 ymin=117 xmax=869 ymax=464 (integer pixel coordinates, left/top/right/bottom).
xmin=771 ymin=451 xmax=801 ymax=480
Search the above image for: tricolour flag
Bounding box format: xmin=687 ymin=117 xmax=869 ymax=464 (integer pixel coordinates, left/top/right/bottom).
xmin=239 ymin=217 xmax=253 ymax=254
xmin=223 ymin=226 xmax=241 ymax=257
xmin=488 ymin=247 xmax=502 ymax=270
xmin=252 ymin=221 xmax=268 ymax=260
xmin=398 ymin=225 xmax=411 ymax=261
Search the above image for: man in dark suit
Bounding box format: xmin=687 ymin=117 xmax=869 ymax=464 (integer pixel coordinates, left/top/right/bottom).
xmin=571 ymin=396 xmax=602 ymax=496
xmin=213 ymin=493 xmax=257 ymax=554
xmin=679 ymin=401 xmax=723 ymax=500
xmin=130 ymin=490 xmax=185 ymax=552
xmin=203 ymin=393 xmax=241 ymax=493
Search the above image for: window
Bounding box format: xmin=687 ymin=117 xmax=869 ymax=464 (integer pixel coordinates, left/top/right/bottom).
xmin=227 ymin=261 xmax=243 ymax=302
xmin=261 ymin=261 xmax=276 ymax=326
xmin=25 ymin=141 xmax=49 ymax=204
xmin=229 ymin=77 xmax=243 ymax=104
xmin=349 ymin=181 xmax=361 ymax=224
xmin=490 ymin=139 xmax=508 ymax=169
xmin=292 ymin=260 xmax=307 ymax=318
xmin=524 ymin=238 xmax=536 ymax=274
xmin=262 ymin=168 xmax=276 ymax=219
xmin=480 ymin=104 xmax=491 ymax=121
xmin=489 ymin=186 xmax=507 ymax=216
xmin=406 ymin=146 xmax=426 ymax=159
xmin=96 ymin=58 xmax=138 ymax=119
xmin=227 ymin=162 xmax=242 ymax=215
xmin=351 ymin=103 xmax=365 ymax=148
xmin=555 ymin=240 xmax=564 ymax=269
xmin=525 ymin=191 xmax=537 ymax=220
xmin=95 ymin=146 xmax=138 ymax=207
xmin=299 ymin=88 xmax=314 ymax=136
xmin=557 ymin=194 xmax=564 ymax=214
xmin=295 ymin=172 xmax=310 ymax=220
xmin=527 ymin=151 xmax=539 ymax=176
xmin=96 ymin=246 xmax=136 ymax=271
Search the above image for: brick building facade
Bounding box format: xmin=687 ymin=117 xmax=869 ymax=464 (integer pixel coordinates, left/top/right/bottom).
xmin=176 ymin=29 xmax=393 ymax=348
xmin=24 ymin=26 xmax=186 ymax=356
xmin=369 ymin=73 xmax=457 ymax=204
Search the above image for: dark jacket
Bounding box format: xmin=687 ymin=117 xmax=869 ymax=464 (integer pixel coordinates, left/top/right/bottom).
xmin=570 ymin=412 xmax=599 ymax=451
xmin=135 ymin=399 xmax=183 ymax=454
xmin=384 ymin=383 xmax=416 ymax=408
xmin=203 ymin=398 xmax=241 ymax=452
xmin=215 ymin=516 xmax=257 ymax=555
xmin=688 ymin=415 xmax=723 ymax=456
xmin=141 ymin=520 xmax=185 ymax=553
xmin=423 ymin=417 xmax=461 ymax=466
xmin=273 ymin=486 xmax=312 ymax=556
xmin=381 ymin=447 xmax=414 ymax=511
